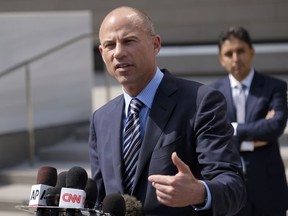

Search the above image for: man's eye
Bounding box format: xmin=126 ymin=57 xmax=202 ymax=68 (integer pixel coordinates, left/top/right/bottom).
xmin=237 ymin=49 xmax=245 ymax=54
xmin=104 ymin=44 xmax=115 ymax=49
xmin=225 ymin=52 xmax=232 ymax=58
xmin=125 ymin=39 xmax=136 ymax=44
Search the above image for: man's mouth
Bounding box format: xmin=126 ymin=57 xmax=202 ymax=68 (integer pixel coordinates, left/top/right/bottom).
xmin=116 ymin=63 xmax=131 ymax=69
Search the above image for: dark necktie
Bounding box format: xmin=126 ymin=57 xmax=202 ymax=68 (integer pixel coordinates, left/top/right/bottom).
xmin=123 ymin=98 xmax=143 ymax=194
xmin=235 ymin=84 xmax=246 ymax=123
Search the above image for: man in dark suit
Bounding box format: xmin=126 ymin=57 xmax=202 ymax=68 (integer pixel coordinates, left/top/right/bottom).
xmin=89 ymin=7 xmax=246 ymax=216
xmin=211 ymin=26 xmax=288 ymax=216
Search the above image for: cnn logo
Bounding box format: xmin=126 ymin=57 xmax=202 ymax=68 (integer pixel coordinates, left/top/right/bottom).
xmin=62 ymin=193 xmax=82 ymax=203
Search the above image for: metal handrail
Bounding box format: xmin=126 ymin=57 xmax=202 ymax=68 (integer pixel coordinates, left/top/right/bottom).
xmin=0 ymin=33 xmax=98 ymax=78
xmin=0 ymin=32 xmax=98 ymax=166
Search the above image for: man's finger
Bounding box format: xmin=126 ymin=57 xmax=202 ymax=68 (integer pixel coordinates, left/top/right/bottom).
xmin=148 ymin=174 xmax=169 ymax=184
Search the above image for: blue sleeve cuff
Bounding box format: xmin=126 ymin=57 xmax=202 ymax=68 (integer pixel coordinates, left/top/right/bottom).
xmin=193 ymin=180 xmax=212 ymax=211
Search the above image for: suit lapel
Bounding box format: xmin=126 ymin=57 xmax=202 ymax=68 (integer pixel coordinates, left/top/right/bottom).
xmin=110 ymin=96 xmax=126 ymax=192
xmin=132 ymin=72 xmax=177 ymax=191
xmin=246 ymin=72 xmax=263 ymax=121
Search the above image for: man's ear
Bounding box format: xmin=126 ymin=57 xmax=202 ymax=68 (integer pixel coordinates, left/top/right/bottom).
xmin=219 ymin=54 xmax=225 ymax=68
xmin=153 ymin=35 xmax=161 ymax=55
xmin=99 ymin=45 xmax=106 ymax=64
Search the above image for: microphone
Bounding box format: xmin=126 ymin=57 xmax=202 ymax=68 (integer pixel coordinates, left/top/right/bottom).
xmin=84 ymin=178 xmax=97 ymax=209
xmin=59 ymin=166 xmax=88 ymax=216
xmin=122 ymin=195 xmax=144 ymax=216
xmin=102 ymin=193 xmax=126 ymax=216
xmin=45 ymin=171 xmax=67 ymax=206
xmin=28 ymin=166 xmax=57 ymax=216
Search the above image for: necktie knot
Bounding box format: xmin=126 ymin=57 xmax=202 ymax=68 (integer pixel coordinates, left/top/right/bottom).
xmin=236 ymin=83 xmax=246 ymax=91
xmin=130 ymin=98 xmax=143 ymax=115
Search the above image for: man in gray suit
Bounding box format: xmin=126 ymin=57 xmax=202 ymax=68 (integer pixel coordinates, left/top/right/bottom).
xmin=89 ymin=6 xmax=246 ymax=216
xmin=211 ymin=26 xmax=288 ymax=216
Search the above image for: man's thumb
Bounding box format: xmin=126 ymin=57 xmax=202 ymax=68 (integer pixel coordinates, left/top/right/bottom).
xmin=171 ymin=152 xmax=192 ymax=175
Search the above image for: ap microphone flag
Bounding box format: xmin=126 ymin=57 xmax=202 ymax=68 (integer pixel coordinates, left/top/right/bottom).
xmin=28 ymin=166 xmax=57 ymax=206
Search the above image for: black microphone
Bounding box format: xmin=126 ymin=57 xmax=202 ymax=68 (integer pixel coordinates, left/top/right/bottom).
xmin=122 ymin=195 xmax=144 ymax=216
xmin=102 ymin=193 xmax=126 ymax=216
xmin=28 ymin=166 xmax=57 ymax=216
xmin=59 ymin=166 xmax=88 ymax=216
xmin=45 ymin=171 xmax=67 ymax=206
xmin=84 ymin=178 xmax=97 ymax=209
xmin=84 ymin=178 xmax=97 ymax=216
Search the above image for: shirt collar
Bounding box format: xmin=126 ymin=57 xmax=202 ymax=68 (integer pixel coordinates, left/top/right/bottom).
xmin=123 ymin=67 xmax=164 ymax=116
xmin=229 ymin=68 xmax=254 ymax=90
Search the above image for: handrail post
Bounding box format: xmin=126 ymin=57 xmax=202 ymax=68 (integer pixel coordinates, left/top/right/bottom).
xmin=104 ymin=69 xmax=111 ymax=101
xmin=25 ymin=64 xmax=35 ymax=166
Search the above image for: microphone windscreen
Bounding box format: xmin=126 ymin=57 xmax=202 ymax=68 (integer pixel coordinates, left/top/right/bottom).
xmin=56 ymin=171 xmax=67 ymax=188
xmin=122 ymin=194 xmax=144 ymax=216
xmin=102 ymin=193 xmax=126 ymax=216
xmin=66 ymin=166 xmax=88 ymax=190
xmin=44 ymin=171 xmax=67 ymax=206
xmin=36 ymin=166 xmax=57 ymax=186
xmin=84 ymin=178 xmax=97 ymax=209
xmin=45 ymin=187 xmax=61 ymax=206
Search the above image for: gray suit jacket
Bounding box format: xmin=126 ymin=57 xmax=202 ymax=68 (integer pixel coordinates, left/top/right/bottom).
xmin=89 ymin=69 xmax=246 ymax=216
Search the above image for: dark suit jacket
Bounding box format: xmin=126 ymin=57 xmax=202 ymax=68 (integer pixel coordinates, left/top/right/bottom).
xmin=210 ymin=71 xmax=288 ymax=214
xmin=89 ymin=69 xmax=246 ymax=216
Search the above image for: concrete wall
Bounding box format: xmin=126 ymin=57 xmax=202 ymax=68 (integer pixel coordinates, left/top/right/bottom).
xmin=0 ymin=0 xmax=287 ymax=44
xmin=0 ymin=11 xmax=93 ymax=134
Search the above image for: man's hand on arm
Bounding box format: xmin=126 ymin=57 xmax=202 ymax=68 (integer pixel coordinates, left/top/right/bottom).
xmin=148 ymin=152 xmax=207 ymax=208
xmin=238 ymin=110 xmax=275 ymax=151
xmin=265 ymin=109 xmax=275 ymax=120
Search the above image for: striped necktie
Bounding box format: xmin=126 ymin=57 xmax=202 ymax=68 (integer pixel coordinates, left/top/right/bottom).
xmin=235 ymin=84 xmax=246 ymax=123
xmin=123 ymin=98 xmax=143 ymax=194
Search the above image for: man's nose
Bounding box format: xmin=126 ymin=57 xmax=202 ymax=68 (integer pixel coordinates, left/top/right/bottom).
xmin=114 ymin=43 xmax=126 ymax=58
xmin=232 ymin=52 xmax=239 ymax=61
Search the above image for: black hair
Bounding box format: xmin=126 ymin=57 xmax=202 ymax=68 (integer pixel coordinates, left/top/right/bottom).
xmin=218 ymin=26 xmax=253 ymax=52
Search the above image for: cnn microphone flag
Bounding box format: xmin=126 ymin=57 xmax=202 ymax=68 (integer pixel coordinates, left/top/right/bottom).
xmin=59 ymin=187 xmax=86 ymax=208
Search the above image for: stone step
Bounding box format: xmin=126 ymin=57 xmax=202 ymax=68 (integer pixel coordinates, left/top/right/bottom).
xmin=0 ymin=135 xmax=91 ymax=186
xmin=73 ymin=123 xmax=90 ymax=141
xmin=37 ymin=137 xmax=90 ymax=163
xmin=0 ymin=161 xmax=91 ymax=185
xmin=0 ymin=211 xmax=31 ymax=216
